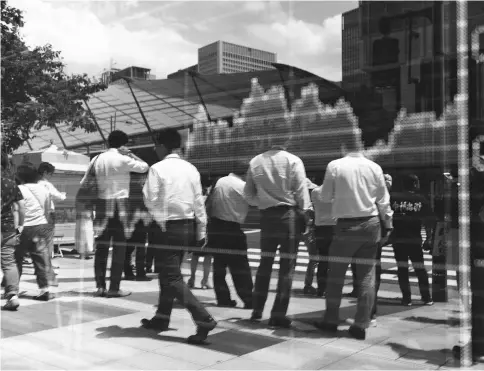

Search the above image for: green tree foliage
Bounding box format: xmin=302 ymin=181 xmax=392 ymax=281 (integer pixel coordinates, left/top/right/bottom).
xmin=1 ymin=0 xmax=106 ymax=153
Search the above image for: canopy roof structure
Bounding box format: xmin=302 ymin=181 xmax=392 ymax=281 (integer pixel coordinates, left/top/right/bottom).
xmin=14 ymin=63 xmax=344 ymax=154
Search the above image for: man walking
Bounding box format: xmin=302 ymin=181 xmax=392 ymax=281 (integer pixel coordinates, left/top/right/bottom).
xmin=141 ymin=128 xmax=217 ymax=344
xmin=244 ymin=136 xmax=310 ymax=328
xmin=85 ymin=130 xmax=149 ymax=298
xmin=391 ymin=174 xmax=433 ymax=306
xmin=314 ymin=144 xmax=393 ymax=340
xmin=206 ymin=166 xmax=253 ymax=308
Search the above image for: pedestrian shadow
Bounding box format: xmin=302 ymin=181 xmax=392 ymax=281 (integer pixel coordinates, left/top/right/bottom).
xmin=402 ymin=316 xmax=460 ymax=327
xmin=94 ymin=325 xmax=189 ymax=345
xmin=386 ymin=342 xmax=452 ymax=367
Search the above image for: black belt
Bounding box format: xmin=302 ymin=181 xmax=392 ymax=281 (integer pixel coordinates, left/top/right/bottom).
xmin=338 ymin=216 xmax=376 ymax=222
xmin=263 ymin=204 xmax=295 ymax=212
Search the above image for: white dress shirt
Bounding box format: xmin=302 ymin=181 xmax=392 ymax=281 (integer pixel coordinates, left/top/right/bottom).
xmin=244 ymin=149 xmax=310 ymax=211
xmin=311 ymin=188 xmax=336 ymax=226
xmin=206 ymin=173 xmax=249 ymax=224
xmin=142 ymin=154 xmax=207 ymax=240
xmin=19 ymin=184 xmax=51 ymax=227
xmin=84 ymin=148 xmax=149 ymax=200
xmin=320 ymin=152 xmax=393 ymax=228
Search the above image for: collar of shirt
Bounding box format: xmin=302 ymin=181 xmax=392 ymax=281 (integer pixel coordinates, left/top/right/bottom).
xmin=270 ymin=145 xmax=286 ymax=151
xmin=228 ymin=173 xmax=242 ymax=180
xmin=345 ymin=152 xmax=365 ymax=158
xmin=164 ymin=153 xmax=180 ymax=160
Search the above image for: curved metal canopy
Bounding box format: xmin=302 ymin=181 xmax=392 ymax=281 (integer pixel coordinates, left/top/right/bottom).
xmin=14 ymin=63 xmax=344 ymax=154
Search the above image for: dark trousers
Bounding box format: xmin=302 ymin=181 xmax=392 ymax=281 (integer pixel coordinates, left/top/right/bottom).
xmin=124 ymin=220 xmax=147 ymax=277
xmin=323 ymin=216 xmax=380 ymax=329
xmin=253 ymin=206 xmax=301 ymax=319
xmin=304 ymin=232 xmax=318 ymax=287
xmin=146 ymin=221 xmax=157 ymax=272
xmin=94 ymin=210 xmax=127 ymax=291
xmin=15 ymin=224 xmax=56 ymax=289
xmin=314 ymin=225 xmax=334 ymax=294
xmin=393 ymin=242 xmax=431 ymax=301
xmin=210 ymin=218 xmax=253 ymax=306
xmin=152 ymin=220 xmax=211 ymax=326
xmin=351 ymin=263 xmax=358 ymax=293
xmin=2 ymin=233 xmax=20 ymax=297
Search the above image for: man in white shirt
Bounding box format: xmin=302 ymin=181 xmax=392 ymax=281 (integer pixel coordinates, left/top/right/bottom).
xmin=244 ymin=138 xmax=311 ymax=328
xmin=313 ymin=143 xmax=393 ymax=340
xmin=206 ymin=167 xmax=253 ymax=309
xmin=141 ymin=128 xmax=216 ymax=345
xmin=84 ymin=130 xmax=149 ymax=298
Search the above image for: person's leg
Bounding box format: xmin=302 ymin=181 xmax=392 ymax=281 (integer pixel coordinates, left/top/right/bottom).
xmin=371 ymin=242 xmax=383 ymax=319
xmin=189 ymin=254 xmax=199 ymax=287
xmin=136 ymin=243 xmax=148 ymax=278
xmin=252 ymin=210 xmax=279 ymax=319
xmin=28 ymin=225 xmax=55 ymax=298
xmin=108 ymin=214 xmax=128 ymax=294
xmin=351 ymin=263 xmax=358 ymax=295
xmin=213 ymin=254 xmax=231 ymax=304
xmin=124 ymin=245 xmax=135 ymax=278
xmin=320 ymin=220 xmax=361 ymax=328
xmin=393 ymin=243 xmax=412 ymax=304
xmin=1 ymin=234 xmax=20 ymax=309
xmin=352 ymin=218 xmax=380 ymax=331
xmin=94 ymin=225 xmax=111 ymax=292
xmin=229 ymin=230 xmax=254 ymax=307
xmin=201 ymin=255 xmax=212 ymax=288
xmin=408 ymin=243 xmax=432 ymax=303
xmin=271 ymin=208 xmax=299 ymax=322
xmin=304 ymin=238 xmax=318 ymax=293
xmin=316 ymin=226 xmax=334 ymax=296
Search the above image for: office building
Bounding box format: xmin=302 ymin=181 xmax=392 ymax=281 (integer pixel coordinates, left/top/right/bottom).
xmin=198 ymin=41 xmax=277 ymax=75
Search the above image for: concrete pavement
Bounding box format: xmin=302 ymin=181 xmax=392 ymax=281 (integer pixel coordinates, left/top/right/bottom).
xmin=1 ymin=255 xmax=482 ymax=370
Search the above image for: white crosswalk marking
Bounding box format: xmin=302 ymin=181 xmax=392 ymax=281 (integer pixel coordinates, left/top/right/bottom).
xmin=247 ymin=241 xmax=458 ymax=287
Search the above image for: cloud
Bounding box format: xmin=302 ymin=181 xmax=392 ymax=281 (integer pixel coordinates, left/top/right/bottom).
xmin=247 ymin=14 xmax=341 ymax=56
xmin=11 ymin=0 xmax=198 ymax=78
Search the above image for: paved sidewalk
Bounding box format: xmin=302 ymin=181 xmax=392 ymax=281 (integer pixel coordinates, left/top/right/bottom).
xmin=1 ymin=256 xmax=482 ymax=370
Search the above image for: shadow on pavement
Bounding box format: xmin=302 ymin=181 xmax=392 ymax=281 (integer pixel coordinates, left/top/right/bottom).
xmin=386 ymin=342 xmax=452 ymax=368
xmin=95 ymin=325 xmax=188 ymax=345
xmin=403 ymin=315 xmax=460 ymax=327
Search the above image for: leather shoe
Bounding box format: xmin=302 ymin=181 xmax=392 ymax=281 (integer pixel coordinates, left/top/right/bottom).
xmin=348 ymin=326 xmax=366 ymax=340
xmin=217 ymin=300 xmax=237 ymax=308
xmin=250 ymin=311 xmax=262 ymax=322
xmin=187 ymin=318 xmax=217 ymax=345
xmin=268 ymin=317 xmax=292 ymax=328
xmin=141 ymin=317 xmax=169 ymax=331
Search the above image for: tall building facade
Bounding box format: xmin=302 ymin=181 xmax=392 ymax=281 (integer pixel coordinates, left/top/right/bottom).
xmin=198 ymin=41 xmax=277 ymax=75
xmin=342 ymin=7 xmax=368 ymax=92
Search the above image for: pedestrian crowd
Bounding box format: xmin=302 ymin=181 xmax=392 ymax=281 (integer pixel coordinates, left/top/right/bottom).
xmin=1 ymin=128 xmax=483 ymax=360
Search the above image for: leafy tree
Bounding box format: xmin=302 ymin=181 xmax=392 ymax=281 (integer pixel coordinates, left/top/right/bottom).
xmin=1 ymin=0 xmax=106 ymax=153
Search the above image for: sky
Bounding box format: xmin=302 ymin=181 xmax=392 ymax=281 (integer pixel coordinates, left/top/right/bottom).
xmin=10 ymin=0 xmax=358 ymax=82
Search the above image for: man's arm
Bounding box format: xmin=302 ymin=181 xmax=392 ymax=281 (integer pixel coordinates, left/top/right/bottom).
xmin=374 ymin=167 xmax=393 ymax=230
xmin=45 ymin=181 xmax=66 ymax=201
xmin=142 ymin=167 xmax=162 ymax=221
xmin=243 ymin=165 xmax=258 ymax=207
xmin=193 ymin=172 xmax=208 ymax=242
xmin=12 ymin=200 xmax=25 ymax=231
xmin=124 ymin=155 xmax=149 ymax=174
xmin=320 ymin=163 xmax=336 ymax=203
xmin=292 ymin=159 xmax=311 ymax=211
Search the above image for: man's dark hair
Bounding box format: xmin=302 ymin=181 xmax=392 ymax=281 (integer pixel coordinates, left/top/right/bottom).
xmin=402 ymin=174 xmax=419 ymax=191
xmin=157 ymin=128 xmax=181 ymax=151
xmin=17 ymin=162 xmax=40 ymax=184
xmin=108 ymin=130 xmax=129 ymax=148
xmin=38 ymin=162 xmax=55 ymax=176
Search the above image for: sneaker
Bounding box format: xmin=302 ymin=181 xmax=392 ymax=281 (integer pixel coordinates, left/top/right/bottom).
xmin=187 ymin=318 xmax=217 ymax=345
xmin=303 ymin=286 xmax=317 ymax=296
xmin=268 ymin=317 xmax=292 ymax=329
xmin=422 ymin=298 xmax=434 ymax=306
xmin=217 ymin=300 xmax=237 ymax=308
xmin=141 ymin=317 xmax=169 ymax=331
xmin=370 ymin=317 xmax=377 ymax=327
xmin=2 ymin=296 xmax=19 ymax=311
xmin=200 ymin=281 xmax=211 ymax=290
xmin=106 ymin=289 xmax=131 ymax=298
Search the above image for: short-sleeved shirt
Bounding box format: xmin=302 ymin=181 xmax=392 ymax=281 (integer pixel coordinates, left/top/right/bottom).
xmin=391 ymin=191 xmax=433 ymax=244
xmin=1 ymin=172 xmax=24 ymax=234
